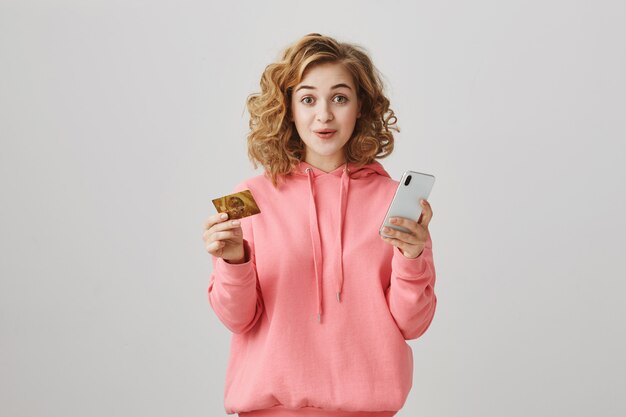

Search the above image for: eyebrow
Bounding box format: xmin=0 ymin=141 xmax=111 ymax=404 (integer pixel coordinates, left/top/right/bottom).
xmin=294 ymin=83 xmax=353 ymax=93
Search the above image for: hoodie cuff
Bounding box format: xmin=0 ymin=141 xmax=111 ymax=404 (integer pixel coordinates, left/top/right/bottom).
xmin=213 ymin=240 xmax=255 ymax=285
xmin=391 ymin=242 xmax=433 ymax=279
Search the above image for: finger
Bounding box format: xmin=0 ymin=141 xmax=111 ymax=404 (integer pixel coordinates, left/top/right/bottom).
xmin=381 ymin=236 xmax=423 ymax=258
xmin=213 ymin=219 xmax=243 ymax=232
xmin=419 ymin=199 xmax=433 ymax=227
xmin=204 ymin=212 xmax=229 ymax=230
xmin=203 ymin=220 xmax=243 ymax=244
xmin=381 ymin=226 xmax=419 ymax=244
xmin=203 ymin=225 xmax=239 ymax=241
xmin=381 ymin=235 xmax=399 ymax=247
xmin=209 ymin=229 xmax=241 ymax=243
xmin=206 ymin=219 xmax=242 ymax=237
xmin=206 ymin=240 xmax=225 ymax=255
xmin=389 ymin=217 xmax=419 ymax=234
xmin=381 ymin=235 xmax=410 ymax=252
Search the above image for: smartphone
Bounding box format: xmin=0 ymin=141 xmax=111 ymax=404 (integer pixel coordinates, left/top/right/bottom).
xmin=379 ymin=170 xmax=435 ymax=238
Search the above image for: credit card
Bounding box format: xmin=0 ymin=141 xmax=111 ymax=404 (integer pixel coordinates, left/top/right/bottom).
xmin=212 ymin=189 xmax=261 ymax=220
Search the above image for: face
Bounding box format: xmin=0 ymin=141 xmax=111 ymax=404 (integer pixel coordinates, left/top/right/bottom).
xmin=290 ymin=62 xmax=361 ymax=170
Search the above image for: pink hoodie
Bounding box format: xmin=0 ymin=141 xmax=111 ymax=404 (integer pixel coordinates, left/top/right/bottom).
xmin=208 ymin=160 xmax=437 ymax=417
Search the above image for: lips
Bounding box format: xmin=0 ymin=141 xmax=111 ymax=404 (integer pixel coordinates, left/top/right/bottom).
xmin=314 ymin=130 xmax=336 ymax=139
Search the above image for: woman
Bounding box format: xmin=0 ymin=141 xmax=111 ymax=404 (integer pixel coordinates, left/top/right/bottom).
xmin=203 ymin=33 xmax=436 ymax=417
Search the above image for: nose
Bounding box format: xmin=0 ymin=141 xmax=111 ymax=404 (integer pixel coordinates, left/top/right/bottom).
xmin=315 ymin=102 xmax=334 ymax=123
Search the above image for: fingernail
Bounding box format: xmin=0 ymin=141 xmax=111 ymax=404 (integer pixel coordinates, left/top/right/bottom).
xmin=231 ymin=220 xmax=240 ymax=225
xmin=220 ymin=213 xmax=227 ymax=219
xmin=383 ymin=227 xmax=390 ymax=232
xmin=390 ymin=218 xmax=397 ymax=223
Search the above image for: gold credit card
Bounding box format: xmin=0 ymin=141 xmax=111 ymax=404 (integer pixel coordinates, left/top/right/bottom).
xmin=212 ymin=189 xmax=261 ymax=220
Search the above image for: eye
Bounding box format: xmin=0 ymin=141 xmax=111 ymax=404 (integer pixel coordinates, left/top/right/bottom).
xmin=300 ymin=95 xmax=349 ymax=105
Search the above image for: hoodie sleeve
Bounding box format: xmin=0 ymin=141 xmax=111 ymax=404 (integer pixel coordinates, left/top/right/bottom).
xmin=385 ymin=236 xmax=437 ymax=340
xmin=207 ymin=182 xmax=264 ymax=334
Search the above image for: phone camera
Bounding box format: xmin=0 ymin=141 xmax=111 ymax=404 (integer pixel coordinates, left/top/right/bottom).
xmin=404 ymin=175 xmax=412 ymax=186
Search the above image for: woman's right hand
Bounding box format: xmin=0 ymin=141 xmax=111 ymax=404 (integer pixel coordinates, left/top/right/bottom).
xmin=203 ymin=213 xmax=246 ymax=264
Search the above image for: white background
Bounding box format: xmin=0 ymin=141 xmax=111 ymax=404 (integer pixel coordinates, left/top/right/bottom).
xmin=1 ymin=1 xmax=625 ymax=416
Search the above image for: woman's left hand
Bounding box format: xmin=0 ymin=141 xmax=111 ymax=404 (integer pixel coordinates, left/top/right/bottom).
xmin=381 ymin=199 xmax=433 ymax=259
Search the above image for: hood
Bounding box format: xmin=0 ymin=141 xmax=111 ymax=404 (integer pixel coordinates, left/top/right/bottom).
xmin=292 ymin=159 xmax=391 ymax=179
xmin=291 ymin=160 xmax=391 ymax=323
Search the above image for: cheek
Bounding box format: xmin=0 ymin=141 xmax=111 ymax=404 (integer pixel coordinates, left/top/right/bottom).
xmin=291 ymin=108 xmax=307 ymax=123
xmin=291 ymin=111 xmax=307 ymax=138
xmin=292 ymin=109 xmax=312 ymax=130
xmin=292 ymin=108 xmax=301 ymax=123
xmin=339 ymin=108 xmax=359 ymax=124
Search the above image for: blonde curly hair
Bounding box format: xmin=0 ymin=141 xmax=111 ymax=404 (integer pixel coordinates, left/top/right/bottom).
xmin=246 ymin=33 xmax=399 ymax=187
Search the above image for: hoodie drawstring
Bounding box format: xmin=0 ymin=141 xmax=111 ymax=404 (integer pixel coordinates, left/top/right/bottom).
xmin=337 ymin=166 xmax=350 ymax=303
xmin=305 ymin=165 xmax=351 ymax=323
xmin=305 ymin=168 xmax=324 ymax=323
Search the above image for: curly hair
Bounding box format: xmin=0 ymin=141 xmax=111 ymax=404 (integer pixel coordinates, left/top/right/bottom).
xmin=246 ymin=33 xmax=399 ymax=187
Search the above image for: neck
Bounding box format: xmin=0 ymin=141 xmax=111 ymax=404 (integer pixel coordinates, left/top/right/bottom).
xmin=304 ymin=157 xmax=347 ymax=173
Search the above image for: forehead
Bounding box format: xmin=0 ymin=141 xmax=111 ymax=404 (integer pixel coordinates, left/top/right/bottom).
xmin=296 ymin=62 xmax=355 ymax=90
